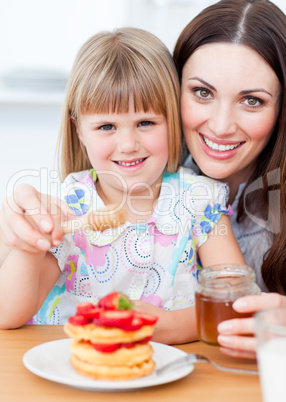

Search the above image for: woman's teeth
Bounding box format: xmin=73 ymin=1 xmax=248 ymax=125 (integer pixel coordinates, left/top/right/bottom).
xmin=203 ymin=136 xmax=241 ymax=151
xmin=117 ymin=158 xmax=145 ymax=166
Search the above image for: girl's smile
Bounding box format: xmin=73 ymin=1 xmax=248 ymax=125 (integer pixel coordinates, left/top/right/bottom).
xmin=74 ymin=105 xmax=169 ymax=205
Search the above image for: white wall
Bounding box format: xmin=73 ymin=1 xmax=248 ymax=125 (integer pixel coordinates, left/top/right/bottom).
xmin=1 ymin=0 xmax=286 ymax=203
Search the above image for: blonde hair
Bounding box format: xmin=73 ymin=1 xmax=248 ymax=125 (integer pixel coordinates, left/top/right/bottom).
xmin=56 ymin=27 xmax=181 ymax=180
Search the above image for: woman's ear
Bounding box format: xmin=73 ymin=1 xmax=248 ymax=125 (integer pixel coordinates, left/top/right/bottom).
xmin=71 ymin=115 xmax=86 ymax=146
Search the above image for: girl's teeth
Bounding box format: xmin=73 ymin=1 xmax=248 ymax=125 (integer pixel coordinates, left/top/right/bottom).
xmin=118 ymin=158 xmax=144 ymax=166
xmin=203 ymin=136 xmax=240 ymax=152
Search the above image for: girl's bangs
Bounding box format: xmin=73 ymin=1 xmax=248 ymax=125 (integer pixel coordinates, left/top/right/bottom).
xmin=77 ymin=66 xmax=166 ymax=116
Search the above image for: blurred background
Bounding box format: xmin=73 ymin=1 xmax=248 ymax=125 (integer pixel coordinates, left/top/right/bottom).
xmin=1 ymin=0 xmax=286 ymax=203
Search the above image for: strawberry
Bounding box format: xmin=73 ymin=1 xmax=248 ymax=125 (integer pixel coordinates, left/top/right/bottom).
xmin=98 ymin=292 xmax=133 ymax=310
xmin=98 ymin=310 xmax=134 ymax=328
xmin=137 ymin=336 xmax=153 ymax=344
xmin=68 ymin=315 xmax=90 ymax=326
xmin=81 ymin=307 xmax=103 ymax=319
xmin=76 ymin=302 xmax=95 ymax=315
xmin=134 ymin=312 xmax=158 ymax=326
xmin=119 ymin=316 xmax=143 ymax=331
xmin=92 ymin=343 xmax=120 ymax=353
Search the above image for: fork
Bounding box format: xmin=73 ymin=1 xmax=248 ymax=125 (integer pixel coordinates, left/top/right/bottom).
xmin=155 ymin=353 xmax=258 ymax=375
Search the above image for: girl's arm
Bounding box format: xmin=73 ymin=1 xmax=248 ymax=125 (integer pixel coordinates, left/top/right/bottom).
xmin=133 ymin=215 xmax=245 ymax=345
xmin=198 ymin=214 xmax=245 ymax=266
xmin=132 ymin=300 xmax=198 ymax=344
xmin=0 ymin=249 xmax=60 ymax=329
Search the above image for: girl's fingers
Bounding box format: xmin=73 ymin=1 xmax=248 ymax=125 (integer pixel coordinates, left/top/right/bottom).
xmin=13 ymin=185 xmax=54 ymax=234
xmin=0 ymin=210 xmax=52 ymax=252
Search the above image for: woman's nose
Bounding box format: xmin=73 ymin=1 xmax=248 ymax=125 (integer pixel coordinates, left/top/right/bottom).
xmin=117 ymin=129 xmax=140 ymax=153
xmin=207 ymin=103 xmax=237 ymax=136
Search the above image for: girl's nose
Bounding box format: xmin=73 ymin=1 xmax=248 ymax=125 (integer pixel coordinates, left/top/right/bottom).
xmin=207 ymin=103 xmax=237 ymax=137
xmin=117 ymin=129 xmax=140 ymax=153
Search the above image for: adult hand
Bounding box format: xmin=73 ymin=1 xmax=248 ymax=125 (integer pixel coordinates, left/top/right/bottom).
xmin=217 ymin=293 xmax=286 ymax=359
xmin=0 ymin=184 xmax=72 ymax=253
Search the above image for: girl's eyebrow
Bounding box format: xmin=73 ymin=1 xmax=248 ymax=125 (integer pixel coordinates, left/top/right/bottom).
xmin=188 ymin=76 xmax=216 ymax=92
xmin=188 ymin=76 xmax=272 ymax=97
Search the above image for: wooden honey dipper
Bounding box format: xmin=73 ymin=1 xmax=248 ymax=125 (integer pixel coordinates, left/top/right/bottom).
xmin=61 ymin=204 xmax=127 ymax=234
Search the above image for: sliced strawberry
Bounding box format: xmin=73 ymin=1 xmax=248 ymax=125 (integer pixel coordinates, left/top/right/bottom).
xmin=137 ymin=336 xmax=153 ymax=344
xmin=122 ymin=342 xmax=135 ymax=349
xmin=80 ymin=307 xmax=102 ymax=319
xmin=68 ymin=315 xmax=90 ymax=326
xmin=120 ymin=316 xmax=143 ymax=331
xmin=99 ymin=310 xmax=134 ymax=327
xmin=134 ymin=312 xmax=158 ymax=326
xmin=92 ymin=317 xmax=105 ymax=327
xmin=98 ymin=292 xmax=133 ymax=310
xmin=76 ymin=302 xmax=95 ymax=315
xmin=92 ymin=343 xmax=120 ymax=353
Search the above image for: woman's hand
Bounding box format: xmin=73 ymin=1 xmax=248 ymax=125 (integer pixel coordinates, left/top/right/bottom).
xmin=0 ymin=184 xmax=72 ymax=254
xmin=217 ymin=293 xmax=286 ymax=359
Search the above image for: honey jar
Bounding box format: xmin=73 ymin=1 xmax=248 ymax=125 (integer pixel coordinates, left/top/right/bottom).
xmin=195 ymin=263 xmax=261 ymax=345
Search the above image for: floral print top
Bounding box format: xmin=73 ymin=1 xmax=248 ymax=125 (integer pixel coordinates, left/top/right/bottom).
xmin=30 ymin=167 xmax=229 ymax=324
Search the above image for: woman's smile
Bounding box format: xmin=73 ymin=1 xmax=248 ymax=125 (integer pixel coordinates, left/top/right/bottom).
xmin=181 ymin=43 xmax=281 ymax=192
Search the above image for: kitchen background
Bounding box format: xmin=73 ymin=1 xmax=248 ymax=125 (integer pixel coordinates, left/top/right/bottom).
xmin=1 ymin=0 xmax=286 ymax=204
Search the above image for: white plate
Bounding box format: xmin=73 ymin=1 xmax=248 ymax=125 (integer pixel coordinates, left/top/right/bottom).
xmin=23 ymin=339 xmax=194 ymax=391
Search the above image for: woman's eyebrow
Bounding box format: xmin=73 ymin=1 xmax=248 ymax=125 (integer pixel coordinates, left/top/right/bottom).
xmin=187 ymin=77 xmax=216 ymax=92
xmin=239 ymin=88 xmax=272 ymax=97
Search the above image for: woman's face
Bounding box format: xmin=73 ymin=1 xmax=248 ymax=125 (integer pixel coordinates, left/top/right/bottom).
xmin=181 ymin=43 xmax=281 ymax=191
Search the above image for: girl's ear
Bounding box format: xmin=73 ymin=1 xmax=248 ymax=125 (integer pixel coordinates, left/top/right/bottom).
xmin=71 ymin=115 xmax=86 ymax=146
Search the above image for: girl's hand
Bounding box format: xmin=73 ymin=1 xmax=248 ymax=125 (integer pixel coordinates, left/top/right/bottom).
xmin=0 ymin=184 xmax=72 ymax=253
xmin=217 ymin=293 xmax=286 ymax=359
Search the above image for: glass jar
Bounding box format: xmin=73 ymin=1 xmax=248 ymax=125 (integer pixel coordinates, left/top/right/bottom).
xmin=195 ymin=263 xmax=261 ymax=345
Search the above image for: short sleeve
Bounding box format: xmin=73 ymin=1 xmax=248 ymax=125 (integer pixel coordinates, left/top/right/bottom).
xmin=192 ymin=179 xmax=230 ymax=248
xmin=179 ymin=168 xmax=230 ymax=248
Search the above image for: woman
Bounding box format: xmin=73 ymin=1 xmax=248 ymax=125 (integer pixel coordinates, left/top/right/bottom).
xmin=173 ymin=0 xmax=286 ymax=358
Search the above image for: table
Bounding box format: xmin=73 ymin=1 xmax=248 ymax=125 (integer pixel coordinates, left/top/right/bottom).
xmin=0 ymin=325 xmax=262 ymax=402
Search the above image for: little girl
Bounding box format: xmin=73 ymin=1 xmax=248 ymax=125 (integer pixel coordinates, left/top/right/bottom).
xmin=0 ymin=28 xmax=244 ymax=340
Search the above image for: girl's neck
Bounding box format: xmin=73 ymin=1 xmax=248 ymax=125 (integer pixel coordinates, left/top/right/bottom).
xmin=96 ymin=176 xmax=163 ymax=224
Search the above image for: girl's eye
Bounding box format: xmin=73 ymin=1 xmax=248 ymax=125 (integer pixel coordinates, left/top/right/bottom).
xmin=99 ymin=124 xmax=115 ymax=131
xmin=138 ymin=120 xmax=153 ymax=127
xmin=243 ymin=97 xmax=263 ymax=108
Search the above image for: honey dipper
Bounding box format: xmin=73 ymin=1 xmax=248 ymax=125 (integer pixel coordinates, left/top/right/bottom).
xmin=61 ymin=204 xmax=127 ymax=234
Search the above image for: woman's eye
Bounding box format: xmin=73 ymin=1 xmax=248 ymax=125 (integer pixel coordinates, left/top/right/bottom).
xmin=138 ymin=120 xmax=153 ymax=127
xmin=243 ymin=97 xmax=263 ymax=108
xmin=199 ymin=89 xmax=210 ymax=98
xmin=99 ymin=124 xmax=115 ymax=131
xmin=193 ymin=88 xmax=212 ymax=100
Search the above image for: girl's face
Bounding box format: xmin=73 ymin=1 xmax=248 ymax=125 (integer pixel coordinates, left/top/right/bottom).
xmin=181 ymin=43 xmax=281 ymax=193
xmin=75 ymin=104 xmax=169 ymax=202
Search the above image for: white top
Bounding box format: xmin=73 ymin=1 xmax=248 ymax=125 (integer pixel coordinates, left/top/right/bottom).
xmin=184 ymin=155 xmax=272 ymax=292
xmin=29 ymin=166 xmax=229 ymax=324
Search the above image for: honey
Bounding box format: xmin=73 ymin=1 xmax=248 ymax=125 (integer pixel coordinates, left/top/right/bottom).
xmin=195 ymin=264 xmax=261 ymax=345
xmin=195 ymin=292 xmax=252 ymax=345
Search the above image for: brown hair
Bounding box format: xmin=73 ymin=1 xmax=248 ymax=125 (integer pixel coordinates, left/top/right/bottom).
xmin=174 ymin=0 xmax=286 ymax=294
xmin=56 ymin=27 xmax=181 ymax=180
